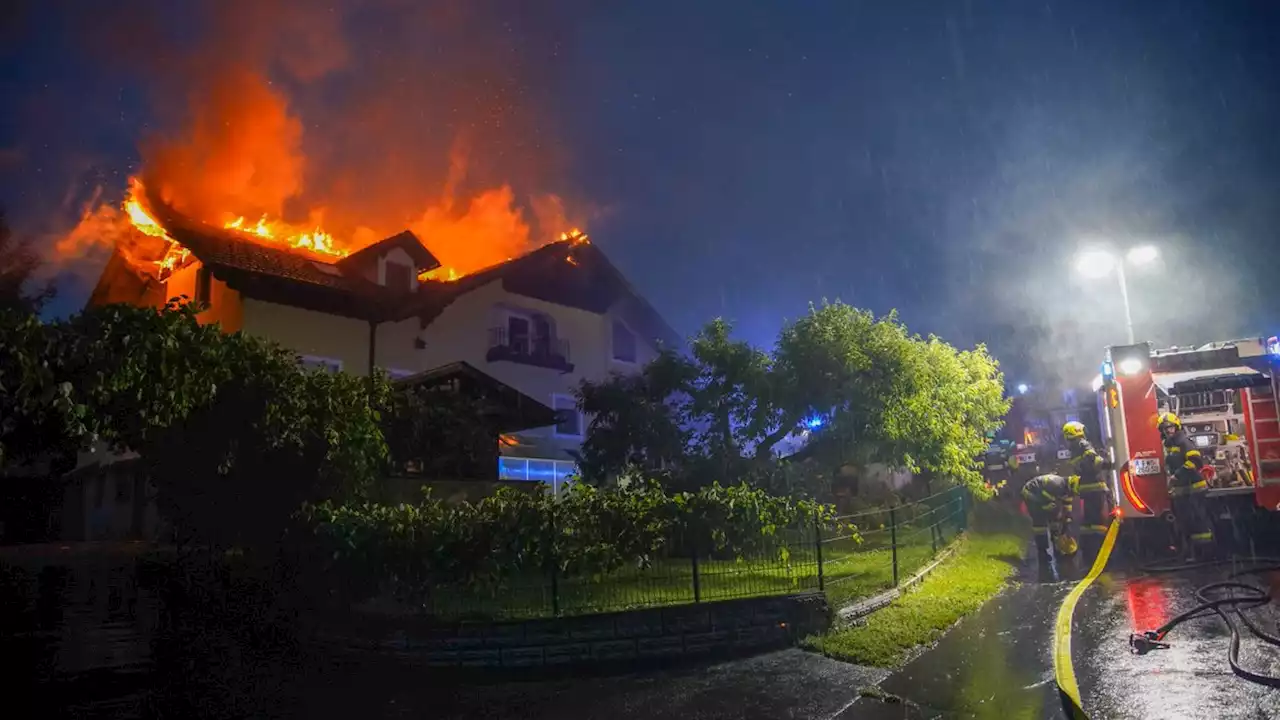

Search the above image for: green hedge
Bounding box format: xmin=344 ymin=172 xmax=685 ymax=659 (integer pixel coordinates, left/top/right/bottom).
xmin=298 ymin=478 xmax=851 ymax=608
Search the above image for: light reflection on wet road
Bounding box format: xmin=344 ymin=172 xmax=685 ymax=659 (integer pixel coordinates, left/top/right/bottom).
xmin=3 ymin=544 xmax=1279 ymax=719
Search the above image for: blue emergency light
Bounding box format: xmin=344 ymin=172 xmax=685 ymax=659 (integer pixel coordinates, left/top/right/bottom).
xmin=1101 ymin=361 xmax=1114 ymax=380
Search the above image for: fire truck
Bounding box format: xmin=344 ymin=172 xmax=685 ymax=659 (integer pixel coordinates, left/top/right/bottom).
xmin=1095 ymin=336 xmax=1280 ymax=550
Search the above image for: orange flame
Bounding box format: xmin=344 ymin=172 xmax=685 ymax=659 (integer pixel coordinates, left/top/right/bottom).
xmin=222 ymin=214 xmax=348 ymax=258
xmin=53 ymin=4 xmax=596 ymax=293
xmin=561 ymin=228 xmax=589 ymax=245
xmin=419 ymin=266 xmax=459 ymax=282
xmin=124 ymin=189 xmax=169 ymax=239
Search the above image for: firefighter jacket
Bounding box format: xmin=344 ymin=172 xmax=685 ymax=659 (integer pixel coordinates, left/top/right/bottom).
xmin=1164 ymin=429 xmax=1208 ymax=496
xmin=1062 ymin=439 xmax=1111 ymax=495
xmin=1021 ymin=474 xmax=1076 ymax=512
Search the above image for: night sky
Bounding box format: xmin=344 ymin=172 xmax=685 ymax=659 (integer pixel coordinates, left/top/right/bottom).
xmin=3 ymin=0 xmax=1279 ymax=388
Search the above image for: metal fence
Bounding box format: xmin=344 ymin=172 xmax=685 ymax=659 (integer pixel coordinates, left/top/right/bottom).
xmin=820 ymin=485 xmax=969 ymax=610
xmin=418 ymin=485 xmax=970 ymax=621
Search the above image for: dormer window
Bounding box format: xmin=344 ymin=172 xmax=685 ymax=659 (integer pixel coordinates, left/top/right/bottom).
xmin=383 ymin=259 xmax=413 ymax=292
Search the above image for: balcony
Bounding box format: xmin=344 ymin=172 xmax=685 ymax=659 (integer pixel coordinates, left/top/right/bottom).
xmin=487 ymin=327 xmax=574 ymax=373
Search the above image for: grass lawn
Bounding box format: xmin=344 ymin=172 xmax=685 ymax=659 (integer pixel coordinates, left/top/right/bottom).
xmin=801 ymin=530 xmax=1026 ymax=666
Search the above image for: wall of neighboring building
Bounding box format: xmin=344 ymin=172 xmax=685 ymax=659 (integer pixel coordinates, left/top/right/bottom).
xmin=241 ymin=299 xmax=373 ymax=374
xmin=165 ymin=261 xmax=244 ymax=331
xmin=417 ymin=280 xmax=662 ymax=466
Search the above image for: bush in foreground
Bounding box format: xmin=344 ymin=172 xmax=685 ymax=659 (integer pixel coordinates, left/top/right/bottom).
xmin=299 ymin=478 xmax=849 ymax=610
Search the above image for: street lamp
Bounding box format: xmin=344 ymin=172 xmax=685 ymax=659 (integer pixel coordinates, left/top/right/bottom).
xmin=1075 ymin=244 xmax=1158 ymax=344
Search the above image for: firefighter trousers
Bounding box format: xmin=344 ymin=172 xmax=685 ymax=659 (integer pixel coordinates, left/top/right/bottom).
xmin=1026 ymin=502 xmax=1063 ymax=561
xmin=1078 ymin=491 xmax=1111 ymax=563
xmin=1170 ymin=489 xmax=1215 ymax=557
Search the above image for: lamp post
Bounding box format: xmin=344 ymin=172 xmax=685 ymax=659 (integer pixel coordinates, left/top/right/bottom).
xmin=1075 ymin=245 xmax=1158 ymax=345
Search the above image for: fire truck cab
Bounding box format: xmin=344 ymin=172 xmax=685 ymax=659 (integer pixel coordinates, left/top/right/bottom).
xmin=1096 ymin=336 xmax=1280 ymax=543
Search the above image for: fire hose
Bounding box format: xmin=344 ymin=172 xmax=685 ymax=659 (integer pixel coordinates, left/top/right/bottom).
xmin=1131 ymin=559 xmax=1280 ymax=688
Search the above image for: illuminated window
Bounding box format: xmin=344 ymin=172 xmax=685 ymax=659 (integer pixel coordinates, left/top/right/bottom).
xmin=1024 ymin=430 xmax=1039 ymax=446
xmin=498 ymin=457 xmax=578 ymax=493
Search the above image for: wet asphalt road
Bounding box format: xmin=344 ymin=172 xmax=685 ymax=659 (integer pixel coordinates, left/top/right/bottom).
xmin=5 ymin=544 xmax=1280 ymax=718
xmin=1073 ymin=562 xmax=1280 ymax=720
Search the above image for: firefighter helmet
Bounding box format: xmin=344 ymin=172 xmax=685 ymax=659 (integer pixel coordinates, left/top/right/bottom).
xmin=1055 ymin=534 xmax=1078 ymax=556
xmin=1157 ymin=412 xmax=1181 ymax=431
xmin=1062 ymin=421 xmax=1086 ymax=441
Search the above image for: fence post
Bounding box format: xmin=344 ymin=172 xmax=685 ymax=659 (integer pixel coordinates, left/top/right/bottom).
xmin=931 ymin=498 xmax=939 ymax=554
xmin=890 ymin=505 xmax=899 ymax=587
xmin=690 ymin=525 xmax=702 ymax=603
xmin=548 ymin=514 xmax=561 ymax=616
xmin=814 ymin=509 xmax=825 ymax=592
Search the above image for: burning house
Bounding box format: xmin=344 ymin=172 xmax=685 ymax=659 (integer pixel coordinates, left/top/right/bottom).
xmin=68 ymin=179 xmax=679 ymax=540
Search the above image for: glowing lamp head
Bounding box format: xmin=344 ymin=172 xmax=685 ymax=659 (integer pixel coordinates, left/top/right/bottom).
xmin=1118 ymin=357 xmax=1144 ymax=376
xmin=1076 ymin=249 xmax=1117 ymax=279
xmin=1017 ymin=383 xmax=1029 ymax=395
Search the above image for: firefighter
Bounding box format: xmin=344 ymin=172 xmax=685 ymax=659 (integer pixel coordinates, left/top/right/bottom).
xmin=1158 ymin=412 xmax=1216 ymax=559
xmin=1021 ymin=473 xmax=1079 ymax=565
xmin=1060 ymin=420 xmax=1113 ymax=562
xmin=981 ymin=437 xmax=1017 ymax=499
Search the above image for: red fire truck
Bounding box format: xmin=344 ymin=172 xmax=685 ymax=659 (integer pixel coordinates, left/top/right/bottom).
xmin=1095 ymin=336 xmax=1280 ymax=547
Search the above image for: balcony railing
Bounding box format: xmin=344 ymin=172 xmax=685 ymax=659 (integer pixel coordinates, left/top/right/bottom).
xmin=487 ymin=327 xmax=574 ymax=372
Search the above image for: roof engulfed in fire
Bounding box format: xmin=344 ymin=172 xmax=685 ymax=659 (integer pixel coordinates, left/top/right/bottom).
xmin=92 ymin=177 xmax=678 ymax=349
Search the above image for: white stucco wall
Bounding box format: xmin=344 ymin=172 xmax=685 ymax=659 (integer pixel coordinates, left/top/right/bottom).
xmin=417 ymin=280 xmax=661 ymax=461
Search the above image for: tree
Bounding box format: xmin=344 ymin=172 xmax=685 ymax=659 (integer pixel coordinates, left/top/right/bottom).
xmin=577 ymin=301 xmax=1010 ymax=497
xmin=382 ymin=382 xmax=506 ymax=479
xmin=0 ymin=207 xmax=54 ymax=315
xmin=0 ymin=300 xmax=390 ymax=546
xmin=575 ymin=348 xmax=697 ymax=485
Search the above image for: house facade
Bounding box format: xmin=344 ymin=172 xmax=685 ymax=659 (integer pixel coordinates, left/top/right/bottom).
xmin=89 ymin=208 xmax=679 ymax=493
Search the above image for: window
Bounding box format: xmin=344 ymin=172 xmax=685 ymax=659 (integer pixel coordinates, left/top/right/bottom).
xmin=508 ymin=315 xmax=531 ymax=354
xmin=195 ymin=267 xmax=211 ymax=305
xmin=383 ymin=260 xmax=413 ymax=292
xmin=612 ymin=320 xmax=637 ymax=363
xmin=299 ymin=355 xmax=343 ymax=373
xmin=553 ymin=394 xmax=581 ymax=437
xmin=532 ymin=316 xmax=552 ymax=357
xmin=498 ymin=457 xmax=578 ymax=494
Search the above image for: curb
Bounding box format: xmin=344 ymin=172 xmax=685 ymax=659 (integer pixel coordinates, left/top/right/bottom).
xmin=835 ymin=534 xmax=965 ymax=621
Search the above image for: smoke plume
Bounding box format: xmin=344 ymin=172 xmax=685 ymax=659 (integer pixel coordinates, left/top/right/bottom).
xmin=59 ymin=0 xmax=579 ymax=277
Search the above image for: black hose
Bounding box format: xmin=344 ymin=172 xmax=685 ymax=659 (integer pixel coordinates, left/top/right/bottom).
xmin=1135 ymin=562 xmax=1280 ymax=688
